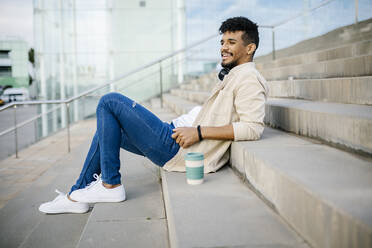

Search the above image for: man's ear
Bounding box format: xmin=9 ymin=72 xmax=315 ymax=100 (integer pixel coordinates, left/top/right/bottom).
xmin=246 ymin=43 xmax=256 ymax=55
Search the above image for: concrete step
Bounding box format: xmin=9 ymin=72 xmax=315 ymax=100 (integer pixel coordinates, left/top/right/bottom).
xmin=180 ymin=80 xmax=215 ymax=92
xmin=265 ymin=98 xmax=372 ymax=155
xmin=161 ymin=165 xmax=309 ymax=248
xmin=170 ymin=88 xmax=210 ymax=105
xmin=256 ymin=39 xmax=372 ymax=71
xmin=168 ymin=88 xmax=372 ymax=155
xmin=162 ymin=93 xmax=200 ymax=116
xmin=230 ymin=127 xmax=372 ymax=248
xmin=180 ymin=74 xmax=217 ymax=92
xmin=255 ymin=18 xmax=372 ymax=62
xmin=259 ymin=54 xmax=372 ymax=81
xmin=179 ymin=76 xmax=372 ymax=105
xmin=267 ymin=76 xmax=372 ymax=105
xmin=77 ymin=150 xmax=169 ymax=248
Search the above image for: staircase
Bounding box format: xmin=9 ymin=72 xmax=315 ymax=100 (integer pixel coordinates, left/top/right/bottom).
xmin=159 ymin=20 xmax=372 ymax=248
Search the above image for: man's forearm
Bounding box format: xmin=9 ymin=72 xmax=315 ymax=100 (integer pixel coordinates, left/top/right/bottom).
xmin=200 ymin=124 xmax=234 ymax=141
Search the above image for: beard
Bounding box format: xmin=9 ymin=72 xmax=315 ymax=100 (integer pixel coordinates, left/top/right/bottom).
xmin=221 ymin=59 xmax=238 ymax=70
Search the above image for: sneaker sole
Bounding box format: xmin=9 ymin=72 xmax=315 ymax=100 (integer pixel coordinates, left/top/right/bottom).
xmin=39 ymin=209 xmax=89 ymax=214
xmin=76 ymin=197 xmax=126 ymax=203
xmin=39 ymin=207 xmax=89 ymax=214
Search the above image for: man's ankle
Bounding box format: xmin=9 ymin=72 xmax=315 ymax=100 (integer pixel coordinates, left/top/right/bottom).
xmin=102 ymin=182 xmax=121 ymax=189
xmin=67 ymin=194 xmax=77 ymax=202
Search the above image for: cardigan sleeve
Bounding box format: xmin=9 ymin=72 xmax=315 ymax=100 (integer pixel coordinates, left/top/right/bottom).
xmin=232 ymin=75 xmax=266 ymax=141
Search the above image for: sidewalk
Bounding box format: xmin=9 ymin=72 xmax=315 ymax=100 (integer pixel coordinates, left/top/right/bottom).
xmin=0 ymin=117 xmax=169 ymax=247
xmin=0 ymin=118 xmax=96 ymax=210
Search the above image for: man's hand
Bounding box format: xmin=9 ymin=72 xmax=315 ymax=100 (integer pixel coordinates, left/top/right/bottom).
xmin=171 ymin=127 xmax=199 ymax=148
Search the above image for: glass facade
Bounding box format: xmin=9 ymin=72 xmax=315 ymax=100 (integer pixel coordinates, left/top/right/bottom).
xmin=33 ymin=0 xmax=185 ymax=137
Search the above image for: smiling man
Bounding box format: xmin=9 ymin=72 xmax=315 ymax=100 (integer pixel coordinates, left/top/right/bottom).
xmin=39 ymin=16 xmax=268 ymax=214
xmin=164 ymin=16 xmax=268 ymax=172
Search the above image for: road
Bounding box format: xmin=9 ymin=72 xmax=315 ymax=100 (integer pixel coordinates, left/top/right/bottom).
xmin=0 ymin=105 xmax=38 ymax=160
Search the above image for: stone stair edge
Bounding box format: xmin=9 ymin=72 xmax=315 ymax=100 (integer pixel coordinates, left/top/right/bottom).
xmin=166 ymin=87 xmax=372 ymax=154
xmin=264 ymin=101 xmax=372 ymax=155
xmin=169 ymin=86 xmax=372 ymax=117
xmin=256 ymin=38 xmax=372 ymax=69
xmin=266 ymin=98 xmax=372 ymax=119
xmin=267 ymin=75 xmax=372 ymax=82
xmin=259 ymin=53 xmax=372 ymax=73
xmin=177 ymin=76 xmax=372 ymax=105
xmin=255 ymin=19 xmax=372 ymax=63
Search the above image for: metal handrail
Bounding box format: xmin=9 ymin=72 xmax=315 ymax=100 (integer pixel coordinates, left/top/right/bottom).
xmin=271 ymin=0 xmax=337 ymax=28
xmin=0 ymin=33 xmax=218 ymax=158
xmin=0 ymin=105 xmax=61 ymax=137
xmin=257 ymin=0 xmax=353 ymax=60
xmin=0 ymin=33 xmax=218 ymax=113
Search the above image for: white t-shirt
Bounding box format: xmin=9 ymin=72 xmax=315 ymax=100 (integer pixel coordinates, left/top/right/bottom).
xmin=171 ymin=105 xmax=202 ymax=128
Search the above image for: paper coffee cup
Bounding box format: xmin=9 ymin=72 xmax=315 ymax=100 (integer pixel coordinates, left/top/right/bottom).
xmin=185 ymin=152 xmax=204 ymax=185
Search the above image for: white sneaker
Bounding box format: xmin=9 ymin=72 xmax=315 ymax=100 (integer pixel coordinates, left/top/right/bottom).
xmin=39 ymin=190 xmax=89 ymax=214
xmin=69 ymin=174 xmax=126 ymax=203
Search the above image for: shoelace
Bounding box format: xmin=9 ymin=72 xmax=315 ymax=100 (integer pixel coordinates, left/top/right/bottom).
xmin=83 ymin=173 xmax=101 ymax=190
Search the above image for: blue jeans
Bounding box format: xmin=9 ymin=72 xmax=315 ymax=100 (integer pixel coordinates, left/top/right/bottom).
xmin=69 ymin=92 xmax=180 ymax=194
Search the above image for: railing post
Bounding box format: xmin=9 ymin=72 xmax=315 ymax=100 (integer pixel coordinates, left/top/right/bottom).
xmin=13 ymin=104 xmax=19 ymax=158
xmin=272 ymin=27 xmax=276 ymax=60
xmin=355 ymin=0 xmax=359 ymax=25
xmin=82 ymin=96 xmax=86 ymax=120
xmin=159 ymin=62 xmax=163 ymax=108
xmin=66 ymin=102 xmax=71 ymax=153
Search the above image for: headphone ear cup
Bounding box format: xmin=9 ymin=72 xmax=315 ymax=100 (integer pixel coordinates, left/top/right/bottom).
xmin=218 ymin=68 xmax=230 ymax=81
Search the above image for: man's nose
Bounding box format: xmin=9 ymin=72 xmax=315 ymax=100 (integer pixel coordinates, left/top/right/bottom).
xmin=221 ymin=43 xmax=228 ymax=51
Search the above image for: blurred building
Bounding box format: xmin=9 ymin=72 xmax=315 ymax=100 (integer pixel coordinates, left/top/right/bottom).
xmin=0 ymin=37 xmax=29 ymax=88
xmin=33 ymin=0 xmax=185 ymax=136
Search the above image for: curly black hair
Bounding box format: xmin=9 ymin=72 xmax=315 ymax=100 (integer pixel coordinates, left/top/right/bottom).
xmin=219 ymin=16 xmax=259 ymax=52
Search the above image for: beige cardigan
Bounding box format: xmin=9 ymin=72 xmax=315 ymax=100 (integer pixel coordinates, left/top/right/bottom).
xmin=163 ymin=62 xmax=268 ymax=173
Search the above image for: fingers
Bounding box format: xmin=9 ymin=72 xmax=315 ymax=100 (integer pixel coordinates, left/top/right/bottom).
xmin=183 ymin=142 xmax=189 ymax=149
xmin=171 ymin=127 xmax=196 ymax=148
xmin=171 ymin=129 xmax=179 ymax=139
xmin=176 ymin=135 xmax=182 ymax=144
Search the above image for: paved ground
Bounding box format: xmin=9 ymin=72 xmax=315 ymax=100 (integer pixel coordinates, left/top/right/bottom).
xmin=0 ymin=113 xmax=169 ymax=247
xmin=0 ymin=118 xmax=96 ymax=210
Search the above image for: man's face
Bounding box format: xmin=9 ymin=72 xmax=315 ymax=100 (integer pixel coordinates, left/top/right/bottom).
xmin=220 ymin=31 xmax=250 ymax=69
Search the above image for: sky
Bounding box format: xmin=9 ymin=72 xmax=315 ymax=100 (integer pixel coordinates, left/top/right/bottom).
xmin=0 ymin=0 xmax=34 ymax=46
xmin=0 ymin=0 xmax=369 ymax=52
xmin=0 ymin=0 xmax=324 ymax=48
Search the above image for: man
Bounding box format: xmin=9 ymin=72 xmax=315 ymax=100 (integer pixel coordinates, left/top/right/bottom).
xmin=39 ymin=16 xmax=268 ymax=214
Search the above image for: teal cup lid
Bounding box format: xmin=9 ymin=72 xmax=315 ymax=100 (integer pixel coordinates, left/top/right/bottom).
xmin=184 ymin=152 xmax=204 ymax=161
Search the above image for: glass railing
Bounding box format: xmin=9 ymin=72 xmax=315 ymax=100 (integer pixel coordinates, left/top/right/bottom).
xmin=0 ymin=33 xmax=218 ymax=160
xmin=256 ymin=0 xmax=372 ymax=61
